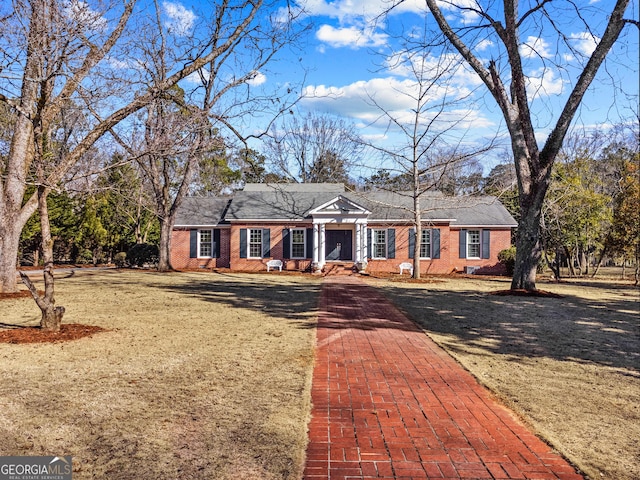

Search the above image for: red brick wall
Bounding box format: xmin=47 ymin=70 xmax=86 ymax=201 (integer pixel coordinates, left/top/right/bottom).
xmin=449 ymin=228 xmax=512 ymax=274
xmin=230 ymin=224 xmax=313 ymax=272
xmin=172 ymin=223 xmax=513 ymax=274
xmin=363 ymin=224 xmax=455 ymax=275
xmin=170 ymin=228 xmax=231 ymax=269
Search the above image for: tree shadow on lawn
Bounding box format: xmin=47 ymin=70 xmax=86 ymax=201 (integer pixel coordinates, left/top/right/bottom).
xmin=155 ymin=273 xmax=322 ymax=323
xmin=377 ymin=283 xmax=640 ymax=372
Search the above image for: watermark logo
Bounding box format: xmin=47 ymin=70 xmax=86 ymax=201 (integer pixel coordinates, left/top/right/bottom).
xmin=0 ymin=456 xmax=72 ymax=480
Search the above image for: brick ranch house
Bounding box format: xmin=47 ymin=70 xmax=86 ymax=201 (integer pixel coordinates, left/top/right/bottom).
xmin=171 ymin=183 xmax=517 ymax=275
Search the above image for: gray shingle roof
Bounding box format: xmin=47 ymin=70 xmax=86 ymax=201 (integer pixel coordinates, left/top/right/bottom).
xmin=348 ymin=191 xmax=517 ymax=226
xmin=175 ymin=184 xmax=517 ymax=227
xmin=174 ymin=197 xmax=231 ymax=226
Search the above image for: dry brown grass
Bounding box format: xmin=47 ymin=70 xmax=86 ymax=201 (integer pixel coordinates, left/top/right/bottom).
xmin=0 ymin=270 xmax=320 ymax=479
xmin=369 ymin=275 xmax=639 ymax=480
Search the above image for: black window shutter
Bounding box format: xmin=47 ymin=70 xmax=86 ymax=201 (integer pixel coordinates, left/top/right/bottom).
xmin=459 ymin=229 xmax=467 ymax=259
xmin=213 ymin=229 xmax=221 ymax=258
xmin=482 ymin=230 xmax=491 ymax=259
xmin=387 ymin=228 xmax=396 ymax=259
xmin=306 ymin=228 xmax=314 ymax=259
xmin=432 ymin=229 xmax=440 ymax=259
xmin=190 ymin=230 xmax=198 ymax=258
xmin=262 ymin=229 xmax=271 ymax=258
xmin=282 ymin=228 xmax=290 ymax=259
xmin=367 ymin=228 xmax=372 ymax=259
xmin=240 ymin=229 xmax=247 ymax=258
xmin=408 ymin=229 xmax=415 ymax=259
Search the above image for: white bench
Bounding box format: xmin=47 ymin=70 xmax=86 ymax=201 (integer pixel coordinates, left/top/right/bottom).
xmin=399 ymin=262 xmax=414 ymax=275
xmin=266 ymin=259 xmax=283 ymax=272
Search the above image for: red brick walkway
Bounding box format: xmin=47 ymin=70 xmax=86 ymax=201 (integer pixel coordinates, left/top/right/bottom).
xmin=303 ymin=277 xmax=583 ymax=480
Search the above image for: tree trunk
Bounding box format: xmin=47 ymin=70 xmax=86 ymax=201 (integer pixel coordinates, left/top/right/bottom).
xmin=157 ymin=217 xmax=173 ymax=272
xmin=510 ymin=184 xmax=547 ymax=290
xmin=413 ymin=194 xmax=421 ymax=279
xmin=0 ymin=229 xmax=22 ymax=293
xmin=20 ymin=186 xmax=64 ymax=331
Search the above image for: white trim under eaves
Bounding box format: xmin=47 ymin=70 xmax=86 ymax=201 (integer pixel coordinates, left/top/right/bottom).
xmin=452 ymin=224 xmax=518 ymax=228
xmin=174 ymin=224 xmax=231 ymax=228
xmin=368 ymin=218 xmax=456 ymax=223
xmin=229 ymin=219 xmax=311 ymax=223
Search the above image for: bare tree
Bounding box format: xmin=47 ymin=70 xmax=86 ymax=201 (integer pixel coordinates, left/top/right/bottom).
xmin=358 ymin=44 xmax=493 ymax=278
xmin=113 ymin=0 xmax=304 ymax=272
xmin=0 ymin=0 xmax=303 ymax=293
xmin=415 ymin=0 xmax=636 ymax=290
xmin=264 ymin=111 xmax=363 ymax=183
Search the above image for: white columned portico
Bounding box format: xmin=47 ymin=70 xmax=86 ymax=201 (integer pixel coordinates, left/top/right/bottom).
xmin=308 ymin=194 xmax=371 ymax=272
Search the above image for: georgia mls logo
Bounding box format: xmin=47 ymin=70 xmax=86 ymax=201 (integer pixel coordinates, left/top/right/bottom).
xmin=0 ymin=456 xmax=72 ymax=480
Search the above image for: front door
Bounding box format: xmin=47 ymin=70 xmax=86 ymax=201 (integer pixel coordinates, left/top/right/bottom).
xmin=325 ymin=230 xmax=353 ymax=261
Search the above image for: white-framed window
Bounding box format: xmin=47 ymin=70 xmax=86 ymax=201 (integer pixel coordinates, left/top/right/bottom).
xmin=372 ymin=229 xmax=387 ymax=259
xmin=199 ymin=229 xmax=213 ymax=257
xmin=420 ymin=229 xmax=431 ymax=259
xmin=467 ymin=229 xmax=481 ymax=258
xmin=249 ymin=228 xmax=263 ymax=258
xmin=291 ymin=228 xmax=306 ymax=259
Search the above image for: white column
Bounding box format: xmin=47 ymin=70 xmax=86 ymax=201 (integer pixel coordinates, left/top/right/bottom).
xmin=312 ymin=223 xmax=319 ymax=265
xmin=355 ymin=224 xmax=362 ymax=262
xmin=319 ymin=224 xmax=326 ymax=266
xmin=362 ymin=223 xmax=368 ymax=259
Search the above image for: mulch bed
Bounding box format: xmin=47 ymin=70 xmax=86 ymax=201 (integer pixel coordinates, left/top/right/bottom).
xmin=0 ymin=290 xmax=36 ymax=300
xmin=0 ymin=324 xmax=107 ymax=344
xmin=490 ymin=289 xmax=564 ymax=298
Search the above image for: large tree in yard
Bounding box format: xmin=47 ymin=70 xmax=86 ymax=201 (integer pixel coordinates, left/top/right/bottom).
xmin=415 ymin=0 xmax=636 ymax=290
xmin=0 ymin=0 xmax=303 ymax=294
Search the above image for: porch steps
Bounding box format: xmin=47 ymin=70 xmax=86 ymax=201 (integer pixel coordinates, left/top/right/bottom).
xmin=322 ymin=263 xmax=357 ymax=277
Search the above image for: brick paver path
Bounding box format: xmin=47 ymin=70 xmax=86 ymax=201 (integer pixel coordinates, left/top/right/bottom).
xmin=303 ymin=276 xmax=583 ymax=480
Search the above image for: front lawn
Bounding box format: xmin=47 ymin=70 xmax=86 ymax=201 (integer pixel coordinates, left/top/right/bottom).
xmin=0 ymin=270 xmax=320 ymax=480
xmin=371 ymin=275 xmax=639 ymax=480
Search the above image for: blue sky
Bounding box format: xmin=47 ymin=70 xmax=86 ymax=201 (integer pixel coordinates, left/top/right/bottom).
xmin=171 ymin=0 xmax=639 ymax=170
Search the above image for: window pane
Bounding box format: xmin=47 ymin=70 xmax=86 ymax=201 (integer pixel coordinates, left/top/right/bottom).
xmin=468 ymin=230 xmax=480 ymax=258
xmin=292 ymin=229 xmax=305 ymax=258
xmin=420 ymin=229 xmax=431 ymax=258
xmin=373 ymin=229 xmax=386 ymax=258
xmin=199 ymin=230 xmax=212 ymax=257
xmin=249 ymin=229 xmax=262 ymax=258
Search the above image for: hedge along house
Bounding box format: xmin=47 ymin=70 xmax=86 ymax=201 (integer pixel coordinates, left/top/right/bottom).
xmin=171 ymin=183 xmax=517 ymax=274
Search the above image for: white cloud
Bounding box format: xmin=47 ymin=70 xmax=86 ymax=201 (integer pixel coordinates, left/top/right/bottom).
xmin=526 ymin=67 xmax=565 ymax=99
xmin=384 ymin=51 xmax=483 ymax=91
xmin=246 ymin=71 xmax=267 ymax=86
xmin=436 ymin=0 xmax=484 ymax=25
xmin=63 ymin=0 xmax=107 ymax=32
xmin=184 ymin=68 xmax=210 ymax=85
xmin=520 ymin=36 xmax=553 ymax=60
xmin=476 ymin=39 xmax=494 ymax=52
xmin=316 ymin=24 xmax=388 ymax=49
xmin=163 ymin=2 xmax=196 ymax=36
xmin=300 ymin=76 xmax=492 ymax=133
xmin=295 ymin=0 xmax=425 ymax=22
xmin=569 ymin=32 xmax=599 ymax=56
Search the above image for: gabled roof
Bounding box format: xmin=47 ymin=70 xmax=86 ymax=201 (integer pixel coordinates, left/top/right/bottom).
xmin=175 ymin=184 xmax=517 ymax=227
xmin=310 ymin=195 xmax=370 ymax=216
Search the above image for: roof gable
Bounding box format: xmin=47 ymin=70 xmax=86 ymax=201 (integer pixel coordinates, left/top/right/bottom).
xmin=309 ymin=195 xmax=370 ymax=216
